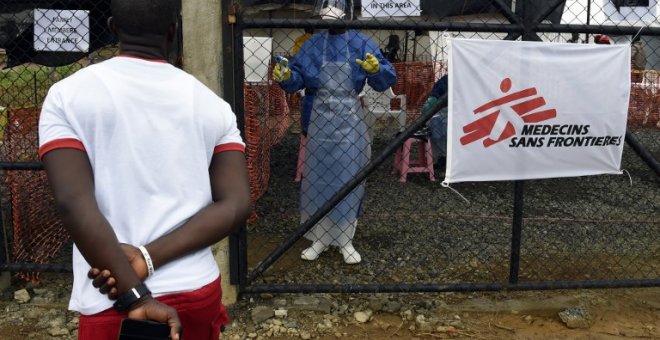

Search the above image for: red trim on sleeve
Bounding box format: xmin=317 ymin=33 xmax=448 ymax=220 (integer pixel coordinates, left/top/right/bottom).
xmin=38 ymin=138 xmax=86 ymax=160
xmin=213 ymin=143 xmax=245 ymax=154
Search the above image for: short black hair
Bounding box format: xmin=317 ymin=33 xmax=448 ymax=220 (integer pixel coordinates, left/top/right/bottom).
xmin=111 ymin=0 xmax=181 ymax=36
xmin=632 ymin=36 xmax=641 ymax=43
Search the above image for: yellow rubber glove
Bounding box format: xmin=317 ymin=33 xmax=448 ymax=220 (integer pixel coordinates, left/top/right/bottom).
xmin=356 ymin=53 xmax=380 ymax=74
xmin=272 ymin=58 xmax=291 ymax=82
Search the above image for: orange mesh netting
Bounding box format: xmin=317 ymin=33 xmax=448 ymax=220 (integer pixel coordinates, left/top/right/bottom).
xmin=391 ymin=61 xmax=445 ymax=123
xmin=2 ymin=107 xmax=67 ymax=283
xmin=243 ymin=81 xmax=290 ymax=223
xmin=0 ymin=65 xmax=657 ymax=279
xmin=629 ymin=70 xmax=660 ymax=129
xmin=268 ymin=83 xmax=291 ymax=145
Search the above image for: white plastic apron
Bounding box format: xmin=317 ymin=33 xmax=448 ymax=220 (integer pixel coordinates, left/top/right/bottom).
xmin=301 ymin=32 xmax=369 ymax=247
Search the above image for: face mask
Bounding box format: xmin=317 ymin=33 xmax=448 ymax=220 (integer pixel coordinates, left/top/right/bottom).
xmin=319 ymin=6 xmax=345 ymax=20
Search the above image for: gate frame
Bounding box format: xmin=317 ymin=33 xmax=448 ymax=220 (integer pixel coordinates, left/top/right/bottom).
xmin=229 ymin=0 xmax=660 ymax=295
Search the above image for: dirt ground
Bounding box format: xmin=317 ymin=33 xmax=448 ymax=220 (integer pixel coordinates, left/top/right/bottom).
xmin=221 ymin=287 xmax=660 ymax=340
xmin=0 ymin=272 xmax=658 ymax=339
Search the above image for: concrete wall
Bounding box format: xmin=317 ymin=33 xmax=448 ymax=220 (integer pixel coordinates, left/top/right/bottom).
xmin=181 ymin=0 xmax=238 ymax=305
xmin=182 ymin=0 xmax=223 ymax=94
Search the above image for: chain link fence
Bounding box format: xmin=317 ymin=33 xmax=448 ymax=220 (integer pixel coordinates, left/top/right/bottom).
xmin=1 ymin=1 xmax=116 ymax=282
xmin=238 ymin=0 xmax=659 ymax=293
xmin=0 ymin=0 xmax=658 ymax=293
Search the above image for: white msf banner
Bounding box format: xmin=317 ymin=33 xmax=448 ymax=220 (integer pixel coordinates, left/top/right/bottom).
xmin=444 ymin=39 xmax=630 ymax=183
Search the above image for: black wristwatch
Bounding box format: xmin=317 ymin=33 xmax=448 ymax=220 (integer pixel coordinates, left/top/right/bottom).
xmin=113 ymin=283 xmax=151 ymax=311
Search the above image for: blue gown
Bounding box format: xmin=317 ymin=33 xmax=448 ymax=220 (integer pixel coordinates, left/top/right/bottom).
xmin=280 ymin=30 xmax=396 ymax=100
xmin=278 ymin=30 xmax=397 ymax=247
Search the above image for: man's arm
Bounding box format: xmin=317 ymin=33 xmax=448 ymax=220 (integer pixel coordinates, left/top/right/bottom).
xmin=144 ymin=150 xmax=252 ymax=270
xmin=43 ymin=148 xmax=181 ymax=338
xmin=43 ymin=149 xmax=145 ymax=293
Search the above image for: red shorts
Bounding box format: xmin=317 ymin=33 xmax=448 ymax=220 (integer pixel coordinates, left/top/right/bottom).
xmin=78 ymin=277 xmax=229 ymax=340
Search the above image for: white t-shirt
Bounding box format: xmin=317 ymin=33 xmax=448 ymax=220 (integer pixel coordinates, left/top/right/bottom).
xmin=38 ymin=56 xmax=245 ymax=315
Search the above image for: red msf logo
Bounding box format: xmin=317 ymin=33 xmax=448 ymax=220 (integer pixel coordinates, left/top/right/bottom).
xmin=460 ymin=78 xmax=557 ymax=147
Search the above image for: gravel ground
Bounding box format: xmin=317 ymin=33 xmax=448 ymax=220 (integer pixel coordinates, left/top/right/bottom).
xmin=1 ymin=274 xmax=659 ymax=339
xmin=247 ymin=125 xmax=659 ymax=287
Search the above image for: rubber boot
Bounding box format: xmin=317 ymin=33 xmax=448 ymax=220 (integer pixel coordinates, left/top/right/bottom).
xmin=301 ymin=240 xmax=328 ymax=261
xmin=340 ymin=242 xmax=361 ymax=264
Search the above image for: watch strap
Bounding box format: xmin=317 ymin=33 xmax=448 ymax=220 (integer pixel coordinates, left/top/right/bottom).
xmin=113 ymin=283 xmax=151 ymax=311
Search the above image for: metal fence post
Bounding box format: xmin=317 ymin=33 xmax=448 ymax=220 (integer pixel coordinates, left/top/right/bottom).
xmin=0 ymin=182 xmax=10 ymax=290
xmin=224 ymin=0 xmax=248 ymax=289
xmin=509 ymin=181 xmax=524 ymax=284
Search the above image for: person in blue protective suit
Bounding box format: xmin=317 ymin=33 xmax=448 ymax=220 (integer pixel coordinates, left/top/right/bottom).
xmin=422 ymin=74 xmax=449 ymax=167
xmin=273 ymin=0 xmax=397 ymax=264
xmin=292 ymin=28 xmax=315 ymax=135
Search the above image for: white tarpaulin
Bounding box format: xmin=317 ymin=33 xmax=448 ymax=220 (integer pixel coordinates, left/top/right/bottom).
xmin=33 ymin=9 xmax=90 ymax=52
xmin=361 ymin=0 xmax=421 ymax=18
xmin=444 ymin=39 xmax=630 ymax=183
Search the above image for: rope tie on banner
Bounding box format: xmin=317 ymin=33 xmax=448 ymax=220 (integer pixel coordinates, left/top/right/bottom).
xmin=442 ymin=30 xmax=451 ymax=40
xmin=441 ymin=181 xmax=471 ymax=204
xmin=622 ymin=169 xmax=633 ymax=186
xmin=630 ymin=26 xmax=644 ymax=44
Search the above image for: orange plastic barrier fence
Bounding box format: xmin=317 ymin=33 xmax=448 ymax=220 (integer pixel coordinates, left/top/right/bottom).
xmin=243 ymin=82 xmax=290 ymax=222
xmin=2 ymin=107 xmax=67 ymax=283
xmin=629 ymin=71 xmax=660 ymax=129
xmin=1 ymin=68 xmax=657 ymax=276
xmin=391 ymin=61 xmax=446 ymax=117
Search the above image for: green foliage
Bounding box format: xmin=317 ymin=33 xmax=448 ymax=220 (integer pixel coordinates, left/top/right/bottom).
xmin=0 ymin=63 xmax=83 ymax=109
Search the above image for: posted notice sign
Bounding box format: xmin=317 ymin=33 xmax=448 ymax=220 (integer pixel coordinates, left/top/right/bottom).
xmin=600 ymin=0 xmax=657 ymax=23
xmin=34 ymin=9 xmax=90 ymax=52
xmin=361 ymin=0 xmax=421 ymax=18
xmin=444 ymin=39 xmax=630 ymax=183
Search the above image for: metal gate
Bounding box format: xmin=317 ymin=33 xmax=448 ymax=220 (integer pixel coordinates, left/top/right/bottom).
xmin=227 ymin=0 xmax=660 ymax=294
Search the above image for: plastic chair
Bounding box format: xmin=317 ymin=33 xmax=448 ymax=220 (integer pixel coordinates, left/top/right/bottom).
xmin=391 ymin=129 xmax=435 ymax=183
xmin=361 ymin=86 xmax=407 ymax=142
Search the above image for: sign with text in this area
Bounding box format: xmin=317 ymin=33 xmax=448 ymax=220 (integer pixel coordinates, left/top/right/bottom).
xmin=444 ymin=39 xmax=630 ymax=183
xmin=33 ymin=9 xmax=90 ymax=52
xmin=361 ymin=0 xmax=421 ymax=18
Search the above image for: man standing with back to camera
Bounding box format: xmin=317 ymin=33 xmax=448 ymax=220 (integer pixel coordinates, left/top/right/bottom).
xmin=38 ymin=0 xmax=252 ymax=339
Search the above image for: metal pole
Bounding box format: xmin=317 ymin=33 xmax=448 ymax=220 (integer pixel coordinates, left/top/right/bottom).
xmin=233 ymin=3 xmax=249 ymax=288
xmin=508 ymin=0 xmax=532 ymax=285
xmin=625 ymin=130 xmax=660 ymax=178
xmin=586 ymin=0 xmax=591 ymax=43
xmin=403 ymin=30 xmax=409 ymax=62
xmin=0 ymin=175 xmax=11 ymax=290
xmin=242 ymin=278 xmax=660 ymax=294
xmin=0 ymin=182 xmax=8 ymax=269
xmin=33 ymin=74 xmax=38 ymax=106
xmin=509 ymin=181 xmax=524 ymax=284
xmin=223 ymin=0 xmax=248 ymax=288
